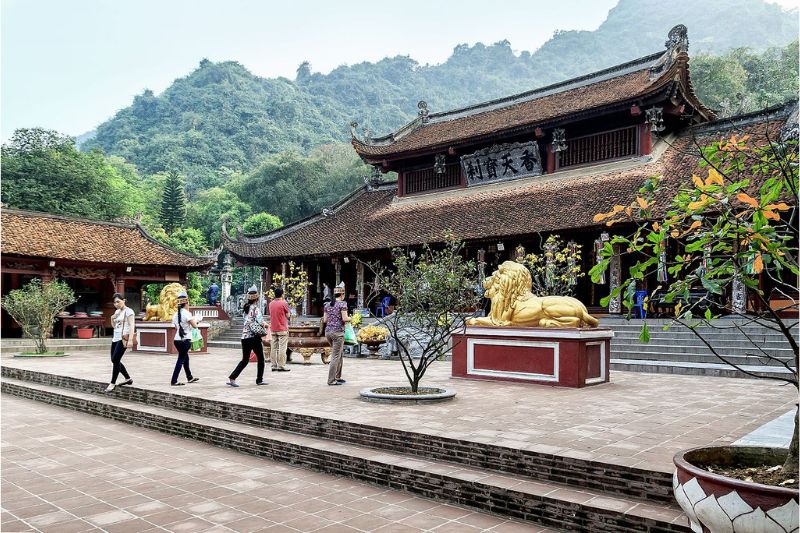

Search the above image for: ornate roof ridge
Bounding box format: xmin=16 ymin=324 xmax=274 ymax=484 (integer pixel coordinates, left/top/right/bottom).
xmin=352 ymin=25 xmax=692 ymax=149
xmin=2 ymin=208 xmax=214 ymax=265
xmin=224 ymin=182 xmax=395 ymax=247
xmin=2 ymin=207 xmax=138 ymax=229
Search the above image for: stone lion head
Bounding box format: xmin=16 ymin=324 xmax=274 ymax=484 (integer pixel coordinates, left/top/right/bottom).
xmin=144 ymin=282 xmax=186 ymax=321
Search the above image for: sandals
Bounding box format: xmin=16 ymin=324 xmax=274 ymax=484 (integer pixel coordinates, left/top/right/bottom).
xmin=171 ymin=382 xmax=185 ymax=386
xmin=188 ymin=377 xmax=200 ymax=383
xmin=119 ymin=379 xmax=133 ymax=387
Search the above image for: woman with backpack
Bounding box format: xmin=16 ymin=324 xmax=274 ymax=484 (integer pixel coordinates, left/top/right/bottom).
xmin=171 ymin=291 xmax=200 ymax=386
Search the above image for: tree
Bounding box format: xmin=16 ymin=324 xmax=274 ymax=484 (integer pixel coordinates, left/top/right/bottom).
xmin=242 ymin=212 xmax=283 ymax=236
xmin=268 ymin=261 xmax=310 ymax=310
xmin=522 ymin=235 xmax=585 ymax=296
xmin=186 ymin=187 xmax=252 ymax=246
xmin=159 ymin=170 xmax=187 ymax=234
xmin=2 ymin=279 xmax=77 ymax=354
xmin=591 ymin=132 xmax=798 ymax=475
xmin=1 ymin=128 xmax=145 ymax=220
xmin=369 ymin=238 xmax=481 ymax=392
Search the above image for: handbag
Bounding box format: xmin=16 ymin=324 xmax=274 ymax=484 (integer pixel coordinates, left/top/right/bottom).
xmin=344 ymin=323 xmax=357 ymax=345
xmin=247 ymin=308 xmax=267 ymax=337
xmin=190 ymin=328 xmax=204 ymax=351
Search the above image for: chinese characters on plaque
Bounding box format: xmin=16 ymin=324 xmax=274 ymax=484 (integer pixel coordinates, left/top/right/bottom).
xmin=460 ymin=141 xmax=543 ymax=187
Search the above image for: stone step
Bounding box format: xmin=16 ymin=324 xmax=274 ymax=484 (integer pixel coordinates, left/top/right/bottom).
xmin=610 ymin=342 xmax=794 ymax=359
xmin=611 ymin=359 xmax=794 ymax=380
xmin=606 ymin=326 xmax=797 ymax=340
xmin=0 ymin=366 xmax=677 ymax=507
xmin=611 ymin=335 xmax=794 ymax=349
xmin=0 ymin=340 xmax=109 ymax=353
xmin=0 ymin=377 xmax=689 ymax=532
xmin=610 ymin=350 xmax=793 ymax=367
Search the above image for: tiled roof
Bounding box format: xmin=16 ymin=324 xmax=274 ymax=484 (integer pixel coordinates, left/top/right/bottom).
xmin=1 ymin=210 xmax=214 ymax=268
xmin=352 ymin=30 xmax=713 ymax=160
xmin=225 ymin=106 xmax=792 ymax=262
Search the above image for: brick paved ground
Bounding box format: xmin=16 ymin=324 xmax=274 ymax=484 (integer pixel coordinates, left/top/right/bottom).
xmin=1 ymin=395 xmax=550 ymax=532
xmin=2 ymin=347 xmax=795 ymax=474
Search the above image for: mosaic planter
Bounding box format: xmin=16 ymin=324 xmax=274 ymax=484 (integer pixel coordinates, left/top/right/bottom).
xmin=673 ymin=446 xmax=798 ymax=533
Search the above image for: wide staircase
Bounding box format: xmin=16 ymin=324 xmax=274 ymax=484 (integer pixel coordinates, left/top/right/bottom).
xmin=207 ymin=316 xmax=244 ymax=350
xmin=1 ymin=365 xmax=691 ymax=532
xmin=605 ymin=317 xmax=797 ymax=379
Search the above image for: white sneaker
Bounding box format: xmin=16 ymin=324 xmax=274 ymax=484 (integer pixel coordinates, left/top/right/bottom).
xmin=105 ymin=383 xmax=115 ymax=392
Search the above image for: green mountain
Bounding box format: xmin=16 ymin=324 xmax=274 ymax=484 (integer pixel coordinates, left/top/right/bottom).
xmin=83 ymin=0 xmax=798 ymax=189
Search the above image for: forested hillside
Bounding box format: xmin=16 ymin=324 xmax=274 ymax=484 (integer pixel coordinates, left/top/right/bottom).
xmin=3 ymin=0 xmax=797 ymax=266
xmin=83 ymin=0 xmax=798 ymax=188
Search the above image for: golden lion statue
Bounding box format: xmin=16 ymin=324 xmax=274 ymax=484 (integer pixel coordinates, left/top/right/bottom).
xmin=143 ymin=282 xmax=186 ymax=321
xmin=468 ymin=261 xmax=598 ymax=328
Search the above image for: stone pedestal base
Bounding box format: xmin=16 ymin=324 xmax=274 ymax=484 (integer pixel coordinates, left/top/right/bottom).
xmin=452 ymin=326 xmax=613 ymax=388
xmin=134 ymin=321 xmax=209 ymax=354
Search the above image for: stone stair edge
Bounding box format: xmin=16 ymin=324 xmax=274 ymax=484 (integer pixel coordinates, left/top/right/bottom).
xmin=0 ymin=365 xmax=677 ymax=506
xmin=0 ymin=377 xmax=689 ymax=532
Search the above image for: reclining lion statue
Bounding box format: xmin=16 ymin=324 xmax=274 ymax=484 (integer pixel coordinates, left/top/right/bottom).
xmin=143 ymin=282 xmax=186 ymax=321
xmin=468 ymin=261 xmax=598 ymax=328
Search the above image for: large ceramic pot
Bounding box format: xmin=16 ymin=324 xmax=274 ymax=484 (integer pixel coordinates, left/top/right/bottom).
xmin=363 ymin=341 xmax=385 ymax=358
xmin=673 ymin=446 xmax=798 ymax=532
xmin=264 ymin=326 xmax=330 ymax=364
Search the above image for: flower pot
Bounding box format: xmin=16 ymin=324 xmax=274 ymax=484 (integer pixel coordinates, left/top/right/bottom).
xmin=76 ymin=327 xmax=94 ymax=339
xmin=673 ymin=446 xmax=798 ymax=532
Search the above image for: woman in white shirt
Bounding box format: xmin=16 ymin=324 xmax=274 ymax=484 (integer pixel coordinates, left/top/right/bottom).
xmin=171 ymin=291 xmax=200 ymax=386
xmin=106 ymin=293 xmax=135 ymax=392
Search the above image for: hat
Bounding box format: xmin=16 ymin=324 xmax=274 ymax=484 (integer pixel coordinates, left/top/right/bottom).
xmin=247 ymin=285 xmax=259 ymax=301
xmin=176 ymin=291 xmax=188 ymax=305
xmin=333 ymin=282 xmax=345 ymax=295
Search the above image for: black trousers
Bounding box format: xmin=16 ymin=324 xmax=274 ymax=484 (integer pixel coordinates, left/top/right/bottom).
xmin=230 ymin=336 xmax=265 ymax=383
xmin=110 ymin=341 xmax=130 ymax=384
xmin=172 ymin=339 xmax=193 ymax=384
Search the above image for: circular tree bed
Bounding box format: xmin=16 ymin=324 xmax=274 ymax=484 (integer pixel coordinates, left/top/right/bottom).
xmin=359 ymin=386 xmax=456 ymax=404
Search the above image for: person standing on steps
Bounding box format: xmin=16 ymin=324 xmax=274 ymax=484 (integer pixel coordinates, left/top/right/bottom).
xmin=171 ymin=291 xmax=200 ymax=386
xmin=227 ymin=285 xmax=268 ymax=387
xmin=322 ymin=282 xmax=350 ymax=386
xmin=106 ymin=293 xmax=135 ymax=392
xmin=269 ymin=287 xmax=291 ymax=372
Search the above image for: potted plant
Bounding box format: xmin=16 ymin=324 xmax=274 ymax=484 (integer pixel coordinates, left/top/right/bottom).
xmin=2 ymin=278 xmax=77 ymax=356
xmin=361 ymin=236 xmax=481 ymax=403
xmin=591 ymin=132 xmax=798 ymax=531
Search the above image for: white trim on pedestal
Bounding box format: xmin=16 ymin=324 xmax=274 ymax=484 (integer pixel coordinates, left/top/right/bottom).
xmin=466 ymin=338 xmax=559 ymax=382
xmin=584 ymin=340 xmax=606 ymax=385
xmin=465 ymin=327 xmax=613 ymax=340
xmin=136 ymin=329 xmax=168 ymax=353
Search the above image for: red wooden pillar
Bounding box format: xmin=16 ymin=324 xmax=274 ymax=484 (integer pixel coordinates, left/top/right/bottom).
xmin=546 ymin=145 xmax=555 ymax=174
xmin=639 ymin=124 xmax=652 ymax=156
xmin=115 ymin=277 xmax=126 ymax=296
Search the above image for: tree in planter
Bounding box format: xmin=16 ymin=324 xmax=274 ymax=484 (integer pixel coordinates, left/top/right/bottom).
xmin=369 ymin=238 xmax=481 ymax=392
xmin=591 ymin=132 xmax=798 ymax=475
xmin=2 ymin=279 xmax=77 ymax=354
xmin=522 ymin=234 xmax=585 ymax=297
xmin=268 ymin=261 xmax=311 ymax=312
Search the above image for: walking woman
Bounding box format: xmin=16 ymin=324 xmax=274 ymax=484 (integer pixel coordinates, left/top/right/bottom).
xmin=227 ymin=285 xmax=268 ymax=387
xmin=322 ymin=282 xmax=350 ymax=386
xmin=171 ymin=291 xmax=200 ymax=386
xmin=106 ymin=293 xmax=135 ymax=392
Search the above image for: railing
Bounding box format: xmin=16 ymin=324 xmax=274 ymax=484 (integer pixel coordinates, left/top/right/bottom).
xmin=190 ymin=305 xmax=230 ymax=321
xmin=556 ymin=125 xmax=639 ymax=170
xmin=403 ymin=163 xmax=462 ymax=195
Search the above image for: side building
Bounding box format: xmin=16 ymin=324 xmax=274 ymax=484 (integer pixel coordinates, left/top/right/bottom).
xmin=223 ymin=26 xmax=795 ymax=317
xmin=1 ymin=209 xmax=216 ymax=337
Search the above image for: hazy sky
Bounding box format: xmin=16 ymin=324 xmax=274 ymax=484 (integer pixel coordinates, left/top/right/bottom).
xmin=1 ymin=0 xmax=798 ymax=141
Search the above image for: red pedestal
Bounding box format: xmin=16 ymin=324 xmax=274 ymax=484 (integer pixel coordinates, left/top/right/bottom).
xmin=134 ymin=321 xmax=209 ymax=354
xmin=452 ymin=326 xmax=613 ymax=388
